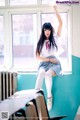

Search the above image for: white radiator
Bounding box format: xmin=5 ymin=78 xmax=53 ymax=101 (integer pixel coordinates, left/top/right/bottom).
xmin=0 ymin=71 xmax=17 ymax=101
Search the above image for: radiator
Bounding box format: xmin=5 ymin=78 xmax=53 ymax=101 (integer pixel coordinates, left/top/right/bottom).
xmin=0 ymin=71 xmax=17 ymax=101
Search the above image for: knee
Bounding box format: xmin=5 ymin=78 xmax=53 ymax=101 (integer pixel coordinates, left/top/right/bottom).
xmin=45 ymin=71 xmax=52 ymax=77
xmin=38 ymin=68 xmax=46 ymax=76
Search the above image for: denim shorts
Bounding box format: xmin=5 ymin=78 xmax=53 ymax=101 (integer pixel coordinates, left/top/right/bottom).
xmin=38 ymin=56 xmax=62 ymax=76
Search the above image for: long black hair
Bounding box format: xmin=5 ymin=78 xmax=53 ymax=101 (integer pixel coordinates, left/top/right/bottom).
xmin=36 ymin=22 xmax=58 ymax=55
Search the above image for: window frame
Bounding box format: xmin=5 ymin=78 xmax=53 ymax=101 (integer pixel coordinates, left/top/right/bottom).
xmin=0 ymin=4 xmax=72 ymax=74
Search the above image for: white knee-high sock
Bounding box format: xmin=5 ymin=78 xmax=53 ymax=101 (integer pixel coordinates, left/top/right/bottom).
xmin=45 ymin=71 xmax=52 ymax=98
xmin=35 ymin=68 xmax=45 ymax=90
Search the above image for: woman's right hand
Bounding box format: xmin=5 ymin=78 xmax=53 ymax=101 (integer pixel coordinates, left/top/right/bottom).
xmin=53 ymin=5 xmax=58 ymax=12
xmin=49 ymin=58 xmax=58 ymax=64
xmin=53 ymin=5 xmax=63 ymax=37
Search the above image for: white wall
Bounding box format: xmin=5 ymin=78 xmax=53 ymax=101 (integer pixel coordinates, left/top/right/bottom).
xmin=72 ymin=5 xmax=80 ymax=57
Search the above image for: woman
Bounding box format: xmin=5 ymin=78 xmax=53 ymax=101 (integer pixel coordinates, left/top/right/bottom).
xmin=35 ymin=6 xmax=63 ymax=111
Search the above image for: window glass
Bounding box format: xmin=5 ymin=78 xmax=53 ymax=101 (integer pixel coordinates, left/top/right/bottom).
xmin=0 ymin=0 xmax=5 ymax=6
xmin=12 ymin=14 xmax=38 ymax=71
xmin=10 ymin=0 xmax=37 ymax=5
xmin=42 ymin=0 xmax=66 ymax=4
xmin=0 ymin=16 xmax=4 ymax=66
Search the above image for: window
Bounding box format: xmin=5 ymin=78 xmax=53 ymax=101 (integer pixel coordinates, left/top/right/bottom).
xmin=0 ymin=0 xmax=5 ymax=6
xmin=12 ymin=14 xmax=38 ymax=71
xmin=10 ymin=0 xmax=37 ymax=5
xmin=0 ymin=16 xmax=4 ymax=66
xmin=42 ymin=0 xmax=66 ymax=4
xmin=0 ymin=2 xmax=72 ymax=73
xmin=42 ymin=0 xmax=55 ymax=4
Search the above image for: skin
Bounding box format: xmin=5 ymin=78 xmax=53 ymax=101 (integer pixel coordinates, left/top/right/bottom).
xmin=36 ymin=6 xmax=63 ymax=76
xmin=44 ymin=29 xmax=51 ymax=40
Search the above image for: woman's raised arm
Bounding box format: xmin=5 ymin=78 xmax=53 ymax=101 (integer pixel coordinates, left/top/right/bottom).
xmin=53 ymin=6 xmax=63 ymax=37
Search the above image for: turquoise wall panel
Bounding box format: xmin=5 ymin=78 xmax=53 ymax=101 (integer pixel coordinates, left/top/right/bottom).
xmin=17 ymin=74 xmax=37 ymax=90
xmin=17 ymin=56 xmax=80 ymax=120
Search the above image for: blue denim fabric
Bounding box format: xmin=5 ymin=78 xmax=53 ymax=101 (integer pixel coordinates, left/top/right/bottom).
xmin=38 ymin=56 xmax=62 ymax=76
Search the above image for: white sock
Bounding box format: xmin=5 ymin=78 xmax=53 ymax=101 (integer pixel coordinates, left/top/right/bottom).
xmin=35 ymin=68 xmax=45 ymax=90
xmin=45 ymin=71 xmax=52 ymax=98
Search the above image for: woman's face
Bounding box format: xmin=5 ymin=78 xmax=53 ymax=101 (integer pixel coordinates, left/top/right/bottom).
xmin=44 ymin=29 xmax=51 ymax=39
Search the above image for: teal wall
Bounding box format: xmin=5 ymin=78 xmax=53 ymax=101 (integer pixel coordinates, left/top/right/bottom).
xmin=17 ymin=55 xmax=80 ymax=120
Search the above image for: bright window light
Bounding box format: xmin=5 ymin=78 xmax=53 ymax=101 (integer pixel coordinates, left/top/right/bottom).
xmin=0 ymin=0 xmax=5 ymax=6
xmin=10 ymin=0 xmax=37 ymax=5
xmin=0 ymin=16 xmax=4 ymax=66
xmin=12 ymin=14 xmax=38 ymax=71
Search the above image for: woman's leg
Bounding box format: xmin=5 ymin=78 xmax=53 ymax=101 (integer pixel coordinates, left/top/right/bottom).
xmin=45 ymin=70 xmax=56 ymax=98
xmin=35 ymin=68 xmax=46 ymax=90
xmin=45 ymin=70 xmax=56 ymax=111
